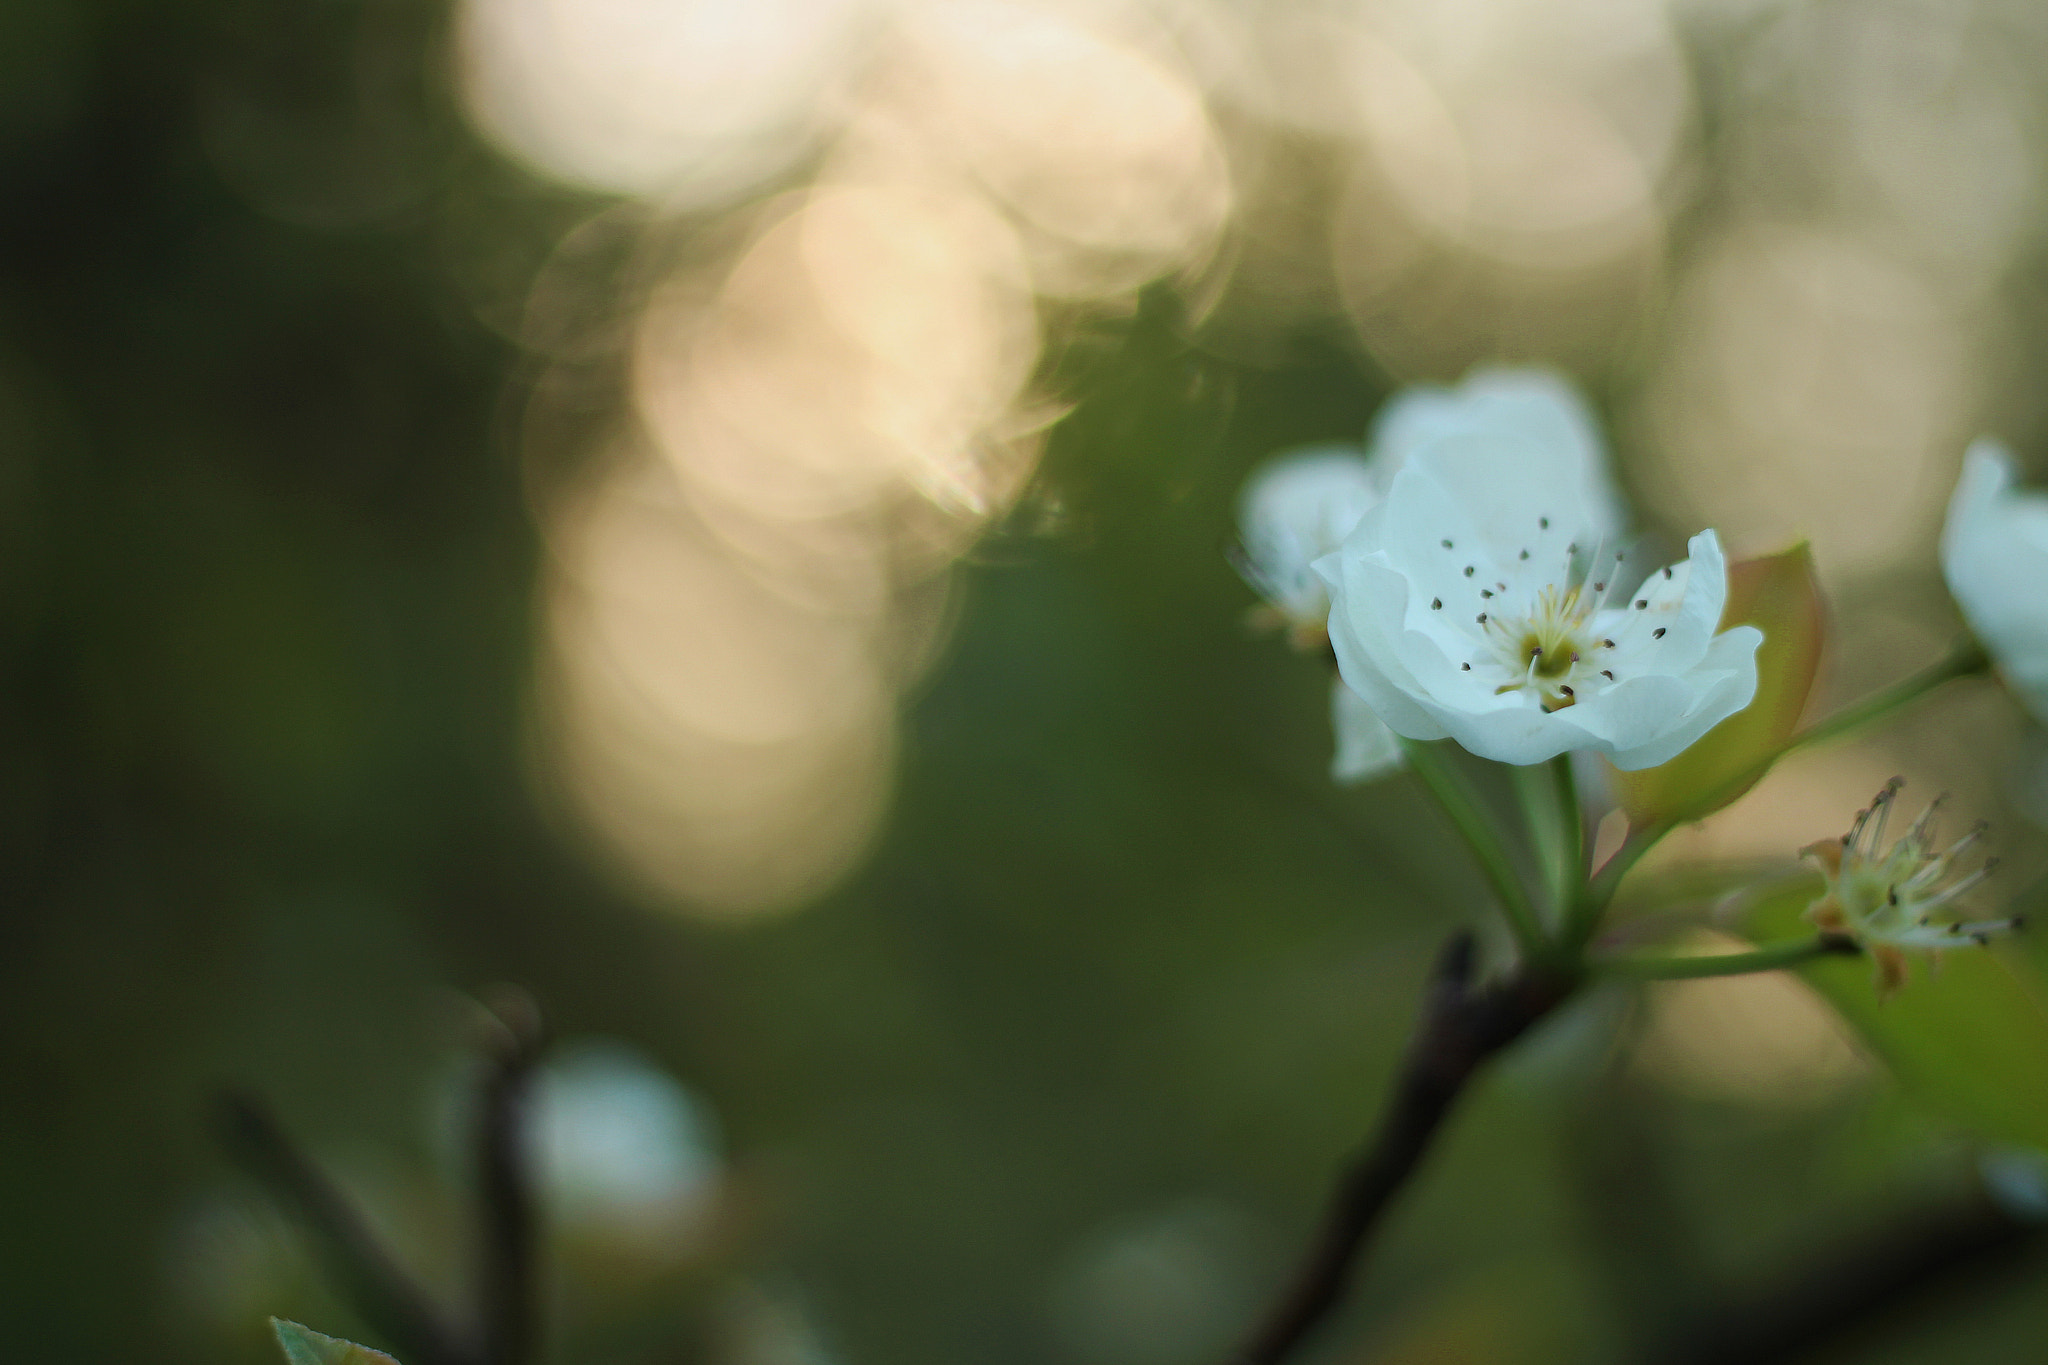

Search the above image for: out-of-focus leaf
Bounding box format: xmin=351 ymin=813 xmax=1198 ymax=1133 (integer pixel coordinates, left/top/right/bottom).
xmin=1744 ymin=884 xmax=2048 ymax=1150
xmin=1613 ymin=544 xmax=1825 ymax=825
xmin=270 ymin=1319 xmax=403 ymax=1365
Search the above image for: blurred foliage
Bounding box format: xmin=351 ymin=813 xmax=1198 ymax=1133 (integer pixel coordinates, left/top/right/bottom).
xmin=7 ymin=4 xmax=2048 ymax=1365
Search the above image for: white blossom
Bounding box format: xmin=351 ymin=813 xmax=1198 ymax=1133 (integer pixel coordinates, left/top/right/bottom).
xmin=1942 ymin=439 xmax=2048 ymax=723
xmin=1313 ymin=424 xmax=1761 ymax=769
xmin=1803 ymin=779 xmax=2017 ymax=995
xmin=1235 ymin=368 xmax=1680 ymax=780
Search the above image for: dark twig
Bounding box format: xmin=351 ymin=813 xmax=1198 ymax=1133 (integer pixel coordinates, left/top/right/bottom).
xmin=214 ymin=1091 xmax=479 ymax=1365
xmin=1229 ymin=932 xmax=1577 ymax=1365
xmin=476 ymin=988 xmax=546 ymax=1365
xmin=1645 ymin=1186 xmax=2046 ymax=1365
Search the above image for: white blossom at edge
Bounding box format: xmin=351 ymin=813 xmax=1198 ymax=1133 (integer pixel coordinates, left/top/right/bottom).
xmin=1942 ymin=439 xmax=2048 ymax=724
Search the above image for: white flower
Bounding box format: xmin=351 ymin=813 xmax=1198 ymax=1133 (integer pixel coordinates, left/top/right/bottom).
xmin=1235 ymin=445 xmax=1383 ymax=640
xmin=1942 ymin=439 xmax=2048 ymax=723
xmin=1313 ymin=434 xmax=1762 ymax=769
xmin=1803 ymin=780 xmax=2017 ymax=995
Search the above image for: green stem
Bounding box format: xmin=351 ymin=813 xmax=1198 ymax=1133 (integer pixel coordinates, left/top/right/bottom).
xmin=1512 ymin=762 xmax=1563 ymax=928
xmin=1595 ymin=934 xmax=1859 ymax=981
xmin=1398 ymin=737 xmax=1545 ymax=957
xmin=1551 ymin=752 xmax=1585 ymax=915
xmin=1792 ymin=639 xmax=1990 ymax=751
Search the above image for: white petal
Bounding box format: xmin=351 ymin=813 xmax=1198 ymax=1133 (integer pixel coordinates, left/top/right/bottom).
xmin=1943 ymin=439 xmax=2048 ymax=723
xmin=1330 ymin=678 xmax=1404 ymax=784
xmin=1541 ymin=672 xmax=1700 ymax=755
xmin=1373 ymin=465 xmax=1509 ymax=655
xmin=1318 ymin=541 xmax=1452 ymax=741
xmin=1419 ymin=693 xmax=1613 ymax=766
xmin=1603 ymin=530 xmax=1728 ymax=673
xmin=1604 ymin=625 xmax=1764 ymax=770
xmin=1369 ymin=367 xmax=1626 ymax=544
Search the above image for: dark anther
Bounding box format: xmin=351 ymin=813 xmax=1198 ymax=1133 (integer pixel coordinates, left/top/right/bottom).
xmin=1653 ymin=627 xmax=1666 ymax=639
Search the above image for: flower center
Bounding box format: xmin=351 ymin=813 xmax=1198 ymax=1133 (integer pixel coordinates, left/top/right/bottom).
xmin=1486 ymin=584 xmax=1603 ymax=708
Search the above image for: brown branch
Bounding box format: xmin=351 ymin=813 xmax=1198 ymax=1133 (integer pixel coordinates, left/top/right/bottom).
xmin=1228 ymin=933 xmax=1577 ymax=1365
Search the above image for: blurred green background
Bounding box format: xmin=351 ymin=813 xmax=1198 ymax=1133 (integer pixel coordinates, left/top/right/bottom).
xmin=9 ymin=1 xmax=2048 ymax=1363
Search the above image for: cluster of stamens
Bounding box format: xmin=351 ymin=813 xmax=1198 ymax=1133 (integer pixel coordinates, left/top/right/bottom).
xmin=1428 ymin=515 xmax=1680 ymax=711
xmin=1803 ymin=778 xmax=2020 ymax=994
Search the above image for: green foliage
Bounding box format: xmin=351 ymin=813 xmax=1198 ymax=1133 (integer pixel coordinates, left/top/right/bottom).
xmin=1748 ymin=884 xmax=2048 ymax=1149
xmin=269 ymin=1320 xmax=400 ymax=1365
xmin=1612 ymin=544 xmax=1825 ymax=825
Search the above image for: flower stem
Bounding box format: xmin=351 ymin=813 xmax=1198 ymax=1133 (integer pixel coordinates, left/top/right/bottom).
xmin=1551 ymin=752 xmax=1585 ymax=913
xmin=1398 ymin=737 xmax=1546 ymax=957
xmin=1792 ymin=639 xmax=1990 ymax=752
xmin=1596 ymin=933 xmax=1859 ymax=980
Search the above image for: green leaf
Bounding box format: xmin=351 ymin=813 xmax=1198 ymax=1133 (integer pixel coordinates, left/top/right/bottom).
xmin=1745 ymin=884 xmax=2048 ymax=1149
xmin=1612 ymin=544 xmax=1825 ymax=825
xmin=270 ymin=1319 xmax=403 ymax=1365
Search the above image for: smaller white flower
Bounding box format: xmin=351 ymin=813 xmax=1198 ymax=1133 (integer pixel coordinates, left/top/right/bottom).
xmin=1803 ymin=779 xmax=2018 ymax=996
xmin=1235 ymin=446 xmax=1383 ymax=643
xmin=1235 ymin=446 xmax=1404 ymax=784
xmin=1942 ymin=439 xmax=2048 ymax=723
